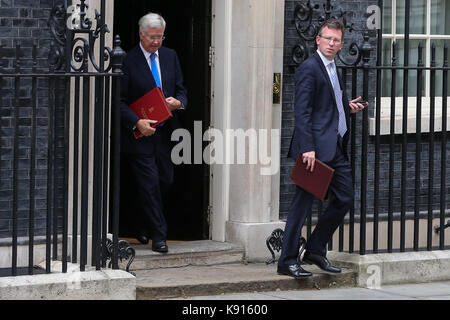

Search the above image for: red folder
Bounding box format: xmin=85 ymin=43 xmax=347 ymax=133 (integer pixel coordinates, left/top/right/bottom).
xmin=129 ymin=87 xmax=173 ymax=139
xmin=290 ymin=155 xmax=335 ymax=201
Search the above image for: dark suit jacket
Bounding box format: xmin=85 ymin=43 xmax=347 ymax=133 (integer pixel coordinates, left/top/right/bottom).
xmin=120 ymin=45 xmax=188 ymax=183
xmin=288 ymin=52 xmax=350 ymax=163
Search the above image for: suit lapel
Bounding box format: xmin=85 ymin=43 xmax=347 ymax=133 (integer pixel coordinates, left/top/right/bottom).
xmin=313 ymin=52 xmax=350 ymax=120
xmin=313 ymin=52 xmax=336 ymax=104
xmin=136 ymin=46 xmax=157 ymax=89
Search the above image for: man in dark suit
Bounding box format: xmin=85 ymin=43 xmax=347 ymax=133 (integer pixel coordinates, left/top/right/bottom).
xmin=120 ymin=13 xmax=187 ymax=253
xmin=277 ymin=19 xmax=367 ymax=278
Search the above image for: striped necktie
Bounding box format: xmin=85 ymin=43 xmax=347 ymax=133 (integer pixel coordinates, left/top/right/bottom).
xmin=328 ymin=62 xmax=347 ymax=137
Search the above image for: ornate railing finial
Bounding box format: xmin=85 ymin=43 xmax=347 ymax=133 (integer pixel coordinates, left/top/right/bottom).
xmin=111 ymin=35 xmax=126 ymax=74
xmin=78 ymin=0 xmax=93 ymax=30
xmin=361 ymin=30 xmax=373 ymax=67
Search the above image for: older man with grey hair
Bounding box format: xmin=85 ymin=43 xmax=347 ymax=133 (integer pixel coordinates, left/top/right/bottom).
xmin=119 ymin=12 xmax=188 ymax=253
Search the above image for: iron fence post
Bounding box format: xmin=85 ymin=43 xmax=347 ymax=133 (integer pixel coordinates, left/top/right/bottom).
xmin=359 ymin=31 xmax=372 ymax=255
xmin=110 ymin=35 xmax=125 ymax=269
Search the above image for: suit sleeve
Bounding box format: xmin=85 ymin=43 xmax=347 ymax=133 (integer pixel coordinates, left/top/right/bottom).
xmin=294 ymin=63 xmax=316 ymax=155
xmin=120 ymin=57 xmax=140 ymax=130
xmin=173 ymin=52 xmax=188 ymax=110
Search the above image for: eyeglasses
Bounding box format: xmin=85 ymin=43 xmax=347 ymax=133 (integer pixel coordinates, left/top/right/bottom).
xmin=319 ymin=35 xmax=342 ymax=44
xmin=143 ymin=34 xmax=165 ymax=42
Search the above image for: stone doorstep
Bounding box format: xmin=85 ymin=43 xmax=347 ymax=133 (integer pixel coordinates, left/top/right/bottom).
xmin=327 ymin=250 xmax=450 ymax=287
xmin=120 ymin=240 xmax=245 ymax=270
xmin=135 ymin=263 xmax=357 ymax=300
xmin=134 ymin=248 xmax=450 ymax=299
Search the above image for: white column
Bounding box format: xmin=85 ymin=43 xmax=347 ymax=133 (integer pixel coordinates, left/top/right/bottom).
xmin=211 ymin=0 xmax=285 ymax=261
xmin=209 ymin=0 xmax=233 ymax=242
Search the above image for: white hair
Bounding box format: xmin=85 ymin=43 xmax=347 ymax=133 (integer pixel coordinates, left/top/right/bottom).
xmin=139 ymin=13 xmax=166 ymax=33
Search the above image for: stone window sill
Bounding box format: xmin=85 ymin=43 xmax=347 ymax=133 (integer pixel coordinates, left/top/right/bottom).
xmin=369 ymin=97 xmax=450 ymax=135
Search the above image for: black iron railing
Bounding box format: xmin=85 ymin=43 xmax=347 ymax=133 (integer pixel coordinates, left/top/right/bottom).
xmin=0 ymin=0 xmax=127 ymax=277
xmin=336 ymin=44 xmax=449 ymax=254
xmin=273 ymin=0 xmax=450 ymax=260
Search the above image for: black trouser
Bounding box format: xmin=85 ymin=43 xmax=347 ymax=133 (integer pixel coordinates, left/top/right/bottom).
xmin=120 ymin=153 xmax=167 ymax=242
xmin=278 ymin=139 xmax=354 ymax=266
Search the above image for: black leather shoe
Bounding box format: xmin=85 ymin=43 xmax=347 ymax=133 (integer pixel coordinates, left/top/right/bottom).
xmin=302 ymin=251 xmax=341 ymax=273
xmin=277 ymin=264 xmax=312 ymax=278
xmin=152 ymin=240 xmax=168 ymax=253
xmin=136 ymin=235 xmax=149 ymax=245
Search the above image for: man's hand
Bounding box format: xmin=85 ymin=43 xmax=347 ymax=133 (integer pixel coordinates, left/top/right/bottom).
xmin=136 ymin=119 xmax=157 ymax=136
xmin=349 ymin=96 xmax=368 ymax=113
xmin=166 ymin=97 xmax=182 ymax=111
xmin=302 ymin=151 xmax=316 ymax=172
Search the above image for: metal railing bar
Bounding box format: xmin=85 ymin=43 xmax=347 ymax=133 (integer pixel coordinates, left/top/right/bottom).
xmin=11 ymin=43 xmax=21 ymax=276
xmin=428 ymin=44 xmax=437 ymax=251
xmin=440 ymin=45 xmax=448 ymax=250
xmin=414 ymin=43 xmax=424 ymax=251
xmin=28 ymin=42 xmax=37 ymax=275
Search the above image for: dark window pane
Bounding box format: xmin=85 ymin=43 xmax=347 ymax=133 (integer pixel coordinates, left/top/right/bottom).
xmin=431 ymin=0 xmax=450 ymax=35
xmin=396 ymin=0 xmax=426 ymax=34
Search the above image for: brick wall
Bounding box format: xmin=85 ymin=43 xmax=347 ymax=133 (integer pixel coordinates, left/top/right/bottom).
xmin=280 ymin=0 xmax=450 ymax=222
xmin=0 ymin=0 xmax=64 ymax=238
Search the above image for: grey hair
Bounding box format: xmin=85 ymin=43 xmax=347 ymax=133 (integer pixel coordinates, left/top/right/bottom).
xmin=139 ymin=13 xmax=166 ymax=33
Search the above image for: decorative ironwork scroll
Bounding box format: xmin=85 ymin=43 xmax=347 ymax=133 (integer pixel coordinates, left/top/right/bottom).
xmin=266 ymin=228 xmax=283 ymax=264
xmin=48 ymin=2 xmax=67 ymax=70
xmin=435 ymin=220 xmax=450 ymax=234
xmin=266 ymin=228 xmax=306 ymax=265
xmin=102 ymin=238 xmax=136 ymax=276
xmin=291 ymin=0 xmax=373 ymax=68
xmin=49 ymin=0 xmax=113 ymax=72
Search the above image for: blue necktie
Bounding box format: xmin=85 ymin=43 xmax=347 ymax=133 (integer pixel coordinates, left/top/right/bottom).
xmin=150 ymin=53 xmax=161 ymax=88
xmin=328 ymin=62 xmax=347 ymax=137
xmin=150 ymin=53 xmax=165 ymax=127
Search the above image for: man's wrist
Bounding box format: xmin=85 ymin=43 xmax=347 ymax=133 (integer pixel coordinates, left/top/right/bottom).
xmin=133 ymin=119 xmax=142 ymax=131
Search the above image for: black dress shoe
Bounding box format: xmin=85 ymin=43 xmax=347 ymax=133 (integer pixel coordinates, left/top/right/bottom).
xmin=302 ymin=251 xmax=341 ymax=273
xmin=277 ymin=264 xmax=312 ymax=278
xmin=152 ymin=240 xmax=168 ymax=253
xmin=136 ymin=235 xmax=149 ymax=245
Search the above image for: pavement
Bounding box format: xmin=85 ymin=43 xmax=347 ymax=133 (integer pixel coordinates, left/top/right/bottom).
xmin=167 ymin=280 xmax=450 ymax=300
xmin=154 ymin=282 xmax=449 ymax=319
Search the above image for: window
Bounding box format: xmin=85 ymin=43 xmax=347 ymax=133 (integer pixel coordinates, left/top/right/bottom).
xmin=371 ymin=0 xmax=450 ymax=134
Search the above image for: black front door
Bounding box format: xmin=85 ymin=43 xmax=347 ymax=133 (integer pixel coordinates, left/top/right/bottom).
xmin=113 ymin=0 xmax=211 ymax=240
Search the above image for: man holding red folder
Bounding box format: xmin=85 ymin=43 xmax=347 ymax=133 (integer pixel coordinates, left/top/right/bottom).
xmin=119 ymin=13 xmax=187 ymax=253
xmin=277 ymin=19 xmax=367 ymax=278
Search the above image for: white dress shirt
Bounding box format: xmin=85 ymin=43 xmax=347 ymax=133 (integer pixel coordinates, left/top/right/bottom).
xmin=140 ymin=42 xmax=163 ymax=88
xmin=138 ymin=42 xmax=185 ymax=110
xmin=317 ymin=49 xmax=337 ymax=85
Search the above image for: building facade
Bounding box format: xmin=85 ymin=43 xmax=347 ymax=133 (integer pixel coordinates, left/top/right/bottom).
xmin=0 ymin=0 xmax=449 ymax=273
